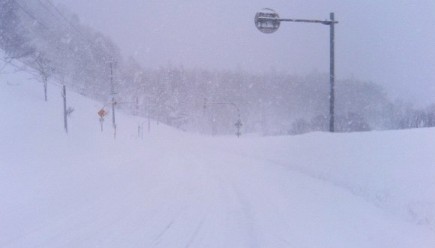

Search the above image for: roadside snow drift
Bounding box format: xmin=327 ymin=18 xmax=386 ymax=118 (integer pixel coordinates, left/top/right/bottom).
xmin=1 ymin=63 xmax=434 ymax=247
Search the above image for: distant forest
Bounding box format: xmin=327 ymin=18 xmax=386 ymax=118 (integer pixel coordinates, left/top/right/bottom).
xmin=1 ymin=0 xmax=434 ymax=135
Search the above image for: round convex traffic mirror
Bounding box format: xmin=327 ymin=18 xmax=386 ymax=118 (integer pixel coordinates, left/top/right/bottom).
xmin=255 ymin=8 xmax=280 ymax=34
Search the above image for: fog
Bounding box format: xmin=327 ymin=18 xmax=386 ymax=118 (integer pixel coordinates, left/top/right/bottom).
xmin=52 ymin=0 xmax=435 ymax=106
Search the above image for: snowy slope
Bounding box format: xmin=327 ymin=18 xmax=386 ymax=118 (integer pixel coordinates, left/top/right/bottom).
xmin=1 ymin=63 xmax=435 ymax=248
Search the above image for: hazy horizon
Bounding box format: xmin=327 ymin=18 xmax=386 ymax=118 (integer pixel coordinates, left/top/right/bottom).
xmin=54 ymin=0 xmax=435 ymax=106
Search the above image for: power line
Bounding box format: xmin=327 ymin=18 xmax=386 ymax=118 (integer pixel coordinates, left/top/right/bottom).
xmin=15 ymin=0 xmax=94 ymax=50
xmin=10 ymin=0 xmax=82 ymax=83
xmin=40 ymin=0 xmax=96 ymax=48
xmin=13 ymin=0 xmax=50 ymax=30
xmin=12 ymin=0 xmax=114 ymax=85
xmin=45 ymin=0 xmax=85 ymax=36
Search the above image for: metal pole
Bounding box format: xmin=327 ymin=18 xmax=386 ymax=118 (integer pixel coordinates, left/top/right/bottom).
xmin=62 ymin=85 xmax=68 ymax=133
xmin=148 ymin=115 xmax=151 ymax=133
xmin=255 ymin=9 xmax=338 ymax=132
xmin=110 ymin=62 xmax=116 ymax=138
xmin=44 ymin=79 xmax=48 ymax=102
xmin=136 ymin=96 xmax=140 ymax=138
xmin=329 ymin=12 xmax=335 ymax=132
xmin=100 ymin=117 xmax=104 ymax=132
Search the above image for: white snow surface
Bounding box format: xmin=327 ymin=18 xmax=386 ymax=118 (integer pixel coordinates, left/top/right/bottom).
xmin=1 ymin=63 xmax=435 ymax=247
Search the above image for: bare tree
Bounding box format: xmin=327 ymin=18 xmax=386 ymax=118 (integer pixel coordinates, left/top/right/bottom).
xmin=32 ymin=52 xmax=54 ymax=101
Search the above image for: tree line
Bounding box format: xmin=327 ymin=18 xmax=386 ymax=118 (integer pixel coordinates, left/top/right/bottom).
xmin=1 ymin=0 xmax=434 ymax=135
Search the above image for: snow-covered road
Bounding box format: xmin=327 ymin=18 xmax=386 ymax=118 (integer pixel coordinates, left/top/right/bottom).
xmin=1 ymin=67 xmax=435 ymax=247
xmin=5 ymin=137 xmax=432 ymax=248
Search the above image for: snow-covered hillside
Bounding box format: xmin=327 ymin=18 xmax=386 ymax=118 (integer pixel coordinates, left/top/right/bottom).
xmin=1 ymin=63 xmax=434 ymax=247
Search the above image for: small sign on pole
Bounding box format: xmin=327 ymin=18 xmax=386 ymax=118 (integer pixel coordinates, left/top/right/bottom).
xmin=98 ymin=108 xmax=107 ymax=118
xmin=98 ymin=108 xmax=107 ymax=132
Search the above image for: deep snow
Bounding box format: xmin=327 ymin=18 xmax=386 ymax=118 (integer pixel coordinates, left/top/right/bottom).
xmin=1 ymin=62 xmax=434 ymax=247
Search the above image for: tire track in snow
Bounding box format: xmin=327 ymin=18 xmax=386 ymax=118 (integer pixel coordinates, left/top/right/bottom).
xmin=229 ymin=182 xmax=261 ymax=248
xmin=151 ymin=206 xmax=189 ymax=247
xmin=205 ymin=172 xmax=261 ymax=247
xmin=184 ymin=214 xmax=207 ymax=248
xmin=144 ymin=151 xmax=213 ymax=248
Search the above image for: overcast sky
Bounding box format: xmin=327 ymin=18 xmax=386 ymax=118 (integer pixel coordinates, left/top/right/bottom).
xmin=54 ymin=0 xmax=435 ymax=106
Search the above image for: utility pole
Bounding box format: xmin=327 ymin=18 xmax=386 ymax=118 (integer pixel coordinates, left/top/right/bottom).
xmin=110 ymin=61 xmax=116 ymax=139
